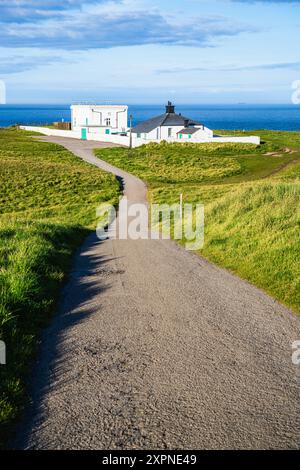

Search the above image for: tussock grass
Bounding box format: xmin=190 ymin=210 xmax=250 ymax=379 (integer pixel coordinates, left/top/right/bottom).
xmin=97 ymin=138 xmax=298 ymax=187
xmin=98 ymin=143 xmax=243 ymax=184
xmin=97 ymin=133 xmax=300 ymax=313
xmin=0 ymin=128 xmax=120 ymax=447
xmin=203 ymin=181 xmax=300 ymax=312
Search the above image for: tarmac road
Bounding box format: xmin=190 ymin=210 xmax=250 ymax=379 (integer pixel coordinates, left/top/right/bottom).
xmin=14 ymin=136 xmax=300 ymax=449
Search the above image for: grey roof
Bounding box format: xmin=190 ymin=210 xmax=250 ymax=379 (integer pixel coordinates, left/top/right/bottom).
xmin=132 ymin=112 xmax=203 ymax=134
xmin=177 ymin=127 xmax=200 ymax=135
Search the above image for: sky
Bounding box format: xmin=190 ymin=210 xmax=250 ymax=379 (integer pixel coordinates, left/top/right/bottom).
xmin=0 ymin=0 xmax=300 ymax=104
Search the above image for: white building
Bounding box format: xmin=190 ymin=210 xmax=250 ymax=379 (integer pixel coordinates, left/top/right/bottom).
xmin=71 ymin=104 xmax=128 ymax=140
xmin=21 ymin=101 xmax=260 ymax=147
xmin=131 ymin=102 xmax=260 ymax=145
xmin=131 ymin=102 xmax=214 ymax=143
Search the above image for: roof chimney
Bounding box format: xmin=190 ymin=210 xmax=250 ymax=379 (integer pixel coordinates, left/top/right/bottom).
xmin=165 ymin=101 xmax=175 ymax=114
xmin=184 ymin=119 xmax=189 ymax=128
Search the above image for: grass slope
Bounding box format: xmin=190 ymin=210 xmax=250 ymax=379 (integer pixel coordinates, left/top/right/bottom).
xmin=203 ymin=181 xmax=300 ymax=312
xmin=96 ymin=131 xmax=300 ymax=313
xmin=0 ymin=128 xmax=120 ymax=447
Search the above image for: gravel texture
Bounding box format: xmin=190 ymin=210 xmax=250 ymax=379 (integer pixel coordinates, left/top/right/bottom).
xmin=14 ymin=137 xmax=300 ymax=450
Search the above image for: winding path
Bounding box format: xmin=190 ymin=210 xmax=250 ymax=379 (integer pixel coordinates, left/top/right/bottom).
xmin=15 ymin=137 xmax=300 ymax=450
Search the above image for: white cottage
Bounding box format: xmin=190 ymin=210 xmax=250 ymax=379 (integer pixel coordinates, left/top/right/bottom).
xmin=71 ymin=104 xmax=128 ymax=140
xmin=131 ymin=102 xmax=213 ymax=142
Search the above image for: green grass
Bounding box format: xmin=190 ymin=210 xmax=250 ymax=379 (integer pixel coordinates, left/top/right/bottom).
xmin=1 ymin=128 xmax=299 ymax=446
xmin=96 ymin=132 xmax=300 ymax=313
xmin=97 ymin=138 xmax=299 ymax=188
xmin=0 ymin=128 xmax=120 ymax=447
xmin=202 ymin=181 xmax=300 ymax=312
xmin=101 ymin=142 xmax=245 ymax=185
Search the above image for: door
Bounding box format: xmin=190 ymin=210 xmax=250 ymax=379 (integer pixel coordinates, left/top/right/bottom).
xmin=81 ymin=128 xmax=87 ymax=140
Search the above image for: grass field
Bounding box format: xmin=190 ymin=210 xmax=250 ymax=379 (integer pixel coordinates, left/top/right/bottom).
xmin=0 ymin=128 xmax=120 ymax=447
xmin=96 ymin=131 xmax=300 ymax=313
xmin=1 ymin=128 xmax=299 ymax=447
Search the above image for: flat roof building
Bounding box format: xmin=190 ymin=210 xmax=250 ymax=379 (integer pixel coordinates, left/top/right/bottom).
xmin=71 ymin=104 xmax=128 ymax=137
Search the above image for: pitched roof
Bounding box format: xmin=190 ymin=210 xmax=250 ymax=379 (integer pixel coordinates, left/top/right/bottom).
xmin=177 ymin=127 xmax=200 ymax=135
xmin=131 ymin=104 xmax=203 ymax=134
xmin=131 ymin=113 xmax=167 ymax=134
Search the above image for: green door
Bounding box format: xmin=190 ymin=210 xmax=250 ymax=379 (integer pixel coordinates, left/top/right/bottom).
xmin=81 ymin=128 xmax=87 ymax=140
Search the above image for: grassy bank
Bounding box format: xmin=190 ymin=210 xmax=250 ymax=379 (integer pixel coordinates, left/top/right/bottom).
xmin=96 ymin=131 xmax=300 ymax=313
xmin=0 ymin=128 xmax=120 ymax=447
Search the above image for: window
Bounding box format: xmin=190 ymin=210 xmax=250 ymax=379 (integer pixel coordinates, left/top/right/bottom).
xmin=188 ymin=134 xmax=192 ymax=139
xmin=105 ymin=118 xmax=111 ymax=126
xmin=137 ymin=133 xmax=141 ymax=138
xmin=168 ymin=128 xmax=172 ymax=138
xmin=179 ymin=134 xmax=182 ymax=139
xmin=105 ymin=129 xmax=110 ymax=135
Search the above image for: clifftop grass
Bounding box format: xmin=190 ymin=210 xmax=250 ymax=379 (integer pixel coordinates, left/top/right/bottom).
xmin=0 ymin=128 xmax=120 ymax=447
xmin=203 ymin=181 xmax=300 ymax=312
xmin=1 ymin=128 xmax=299 ymax=446
xmin=97 ymin=132 xmax=300 ymax=313
xmin=97 ymin=139 xmax=298 ymax=188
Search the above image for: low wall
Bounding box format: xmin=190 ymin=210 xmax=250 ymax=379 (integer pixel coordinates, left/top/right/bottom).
xmin=211 ymin=136 xmax=261 ymax=145
xmin=20 ymin=126 xmax=260 ymax=147
xmin=20 ymin=126 xmax=81 ymax=139
xmin=20 ymin=126 xmax=153 ymax=147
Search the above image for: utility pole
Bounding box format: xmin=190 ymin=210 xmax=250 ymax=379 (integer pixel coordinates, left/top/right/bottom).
xmin=129 ymin=113 xmax=133 ymax=149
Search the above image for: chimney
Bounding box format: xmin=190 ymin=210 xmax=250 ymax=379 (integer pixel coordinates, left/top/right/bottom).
xmin=184 ymin=119 xmax=189 ymax=128
xmin=165 ymin=101 xmax=175 ymax=114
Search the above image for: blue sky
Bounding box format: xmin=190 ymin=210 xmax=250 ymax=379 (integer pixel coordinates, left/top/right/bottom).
xmin=0 ymin=0 xmax=300 ymax=103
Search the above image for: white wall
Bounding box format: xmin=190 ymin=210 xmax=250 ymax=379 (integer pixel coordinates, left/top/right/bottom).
xmin=20 ymin=126 xmax=81 ymax=139
xmin=211 ymin=136 xmax=261 ymax=145
xmin=135 ymin=128 xmax=158 ymax=140
xmin=160 ymin=125 xmax=184 ymax=140
xmin=178 ymin=126 xmax=214 ymax=142
xmin=71 ymin=105 xmax=128 ymax=132
xmin=20 ymin=126 xmax=260 ymax=147
xmin=134 ymin=125 xmax=214 ymax=142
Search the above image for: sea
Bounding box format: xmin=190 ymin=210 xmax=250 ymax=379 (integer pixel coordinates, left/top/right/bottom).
xmin=0 ymin=104 xmax=299 ymax=131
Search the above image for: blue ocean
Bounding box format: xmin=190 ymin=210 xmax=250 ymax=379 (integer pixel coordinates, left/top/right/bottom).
xmin=0 ymin=104 xmax=299 ymax=131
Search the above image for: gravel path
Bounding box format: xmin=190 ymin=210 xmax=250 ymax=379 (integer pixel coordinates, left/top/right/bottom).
xmin=14 ymin=137 xmax=300 ymax=450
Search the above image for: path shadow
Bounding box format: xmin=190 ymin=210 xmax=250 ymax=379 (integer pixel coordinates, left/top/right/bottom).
xmin=11 ymin=232 xmax=120 ymax=449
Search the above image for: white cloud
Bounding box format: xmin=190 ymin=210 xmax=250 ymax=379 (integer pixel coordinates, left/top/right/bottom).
xmin=0 ymin=0 xmax=256 ymax=50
